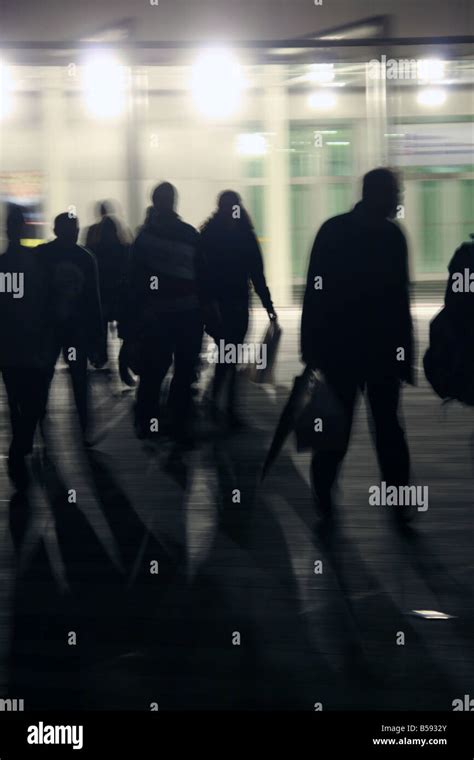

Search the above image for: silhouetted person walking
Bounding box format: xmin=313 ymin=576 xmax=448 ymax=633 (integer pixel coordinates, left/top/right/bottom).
xmin=121 ymin=183 xmax=204 ymax=443
xmin=85 ymin=200 xmax=131 ymax=367
xmin=444 ymin=235 xmax=474 ymax=343
xmin=0 ymin=206 xmax=54 ymax=485
xmin=301 ymin=168 xmax=414 ymax=516
xmin=199 ymin=190 xmax=277 ymax=428
xmin=38 ymin=213 xmax=104 ymax=439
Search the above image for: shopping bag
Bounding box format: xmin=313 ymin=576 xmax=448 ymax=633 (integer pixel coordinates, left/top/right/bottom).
xmin=294 ymin=372 xmax=347 ymax=452
xmin=248 ymin=319 xmax=282 ymax=384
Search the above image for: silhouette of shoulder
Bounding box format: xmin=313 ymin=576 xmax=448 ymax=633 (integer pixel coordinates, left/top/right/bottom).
xmin=448 ymin=240 xmax=473 ymax=274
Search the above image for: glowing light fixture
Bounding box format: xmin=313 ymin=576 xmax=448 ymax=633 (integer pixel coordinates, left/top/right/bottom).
xmin=191 ymin=48 xmax=245 ymax=119
xmin=417 ymin=87 xmax=447 ymax=107
xmin=236 ymin=133 xmax=268 ymax=156
xmin=82 ymin=52 xmax=126 ymax=119
xmin=417 ymin=58 xmax=446 ymax=83
xmin=308 ymin=90 xmax=337 ymax=110
xmin=307 ymin=63 xmax=335 ymax=84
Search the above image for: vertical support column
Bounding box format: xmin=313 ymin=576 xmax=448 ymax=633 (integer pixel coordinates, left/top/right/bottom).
xmin=125 ymin=61 xmax=142 ymax=232
xmin=263 ymin=65 xmax=292 ymax=307
xmin=0 ymin=69 xmax=6 ymax=250
xmin=364 ymin=61 xmax=388 ymax=173
xmin=402 ymin=180 xmax=420 ymax=280
xmin=441 ymin=178 xmax=461 ymax=268
xmin=42 ymin=66 xmax=68 ymax=232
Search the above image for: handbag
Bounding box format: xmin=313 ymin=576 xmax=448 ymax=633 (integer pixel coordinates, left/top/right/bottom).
xmin=294 ymin=371 xmax=348 ymax=452
xmin=247 ymin=319 xmax=282 ymax=384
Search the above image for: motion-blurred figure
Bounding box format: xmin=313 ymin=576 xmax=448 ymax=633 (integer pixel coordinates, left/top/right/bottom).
xmin=444 ymin=235 xmax=474 ymax=343
xmin=0 ymin=206 xmax=53 ymax=485
xmin=424 ymin=234 xmax=474 ymax=406
xmin=199 ymin=190 xmax=277 ymax=428
xmin=85 ymin=201 xmax=132 ymax=377
xmin=38 ymin=213 xmax=105 ymax=440
xmin=301 ymin=168 xmax=414 ymax=517
xmin=121 ymin=183 xmax=204 ymax=443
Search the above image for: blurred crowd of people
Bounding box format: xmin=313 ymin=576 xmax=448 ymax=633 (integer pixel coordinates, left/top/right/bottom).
xmin=0 ymin=168 xmax=472 ymax=523
xmin=0 ymin=183 xmax=277 ymax=486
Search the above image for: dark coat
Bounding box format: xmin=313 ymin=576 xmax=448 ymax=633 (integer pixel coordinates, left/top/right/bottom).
xmin=0 ymin=243 xmax=55 ymax=369
xmin=444 ymin=240 xmax=474 ymax=346
xmin=85 ymin=216 xmax=130 ymax=322
xmin=301 ymin=202 xmax=414 ymax=383
xmin=37 ymin=239 xmax=104 ymax=360
xmin=120 ymin=210 xmax=204 ymax=340
xmin=198 ymin=217 xmax=274 ymax=313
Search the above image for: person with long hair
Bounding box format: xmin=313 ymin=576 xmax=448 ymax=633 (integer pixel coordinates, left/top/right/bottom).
xmin=199 ymin=190 xmax=277 ymax=428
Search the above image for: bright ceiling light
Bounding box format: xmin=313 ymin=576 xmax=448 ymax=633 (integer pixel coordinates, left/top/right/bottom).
xmin=0 ymin=62 xmax=13 ymax=119
xmin=417 ymin=87 xmax=447 ymax=107
xmin=307 ymin=63 xmax=335 ymax=84
xmin=417 ymin=58 xmax=446 ymax=83
xmin=82 ymin=52 xmax=126 ymax=119
xmin=308 ymin=90 xmax=337 ymax=110
xmin=191 ymin=48 xmax=245 ymax=119
xmin=236 ymin=133 xmax=268 ymax=157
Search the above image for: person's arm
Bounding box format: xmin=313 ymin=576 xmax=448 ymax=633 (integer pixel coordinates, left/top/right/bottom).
xmin=84 ymin=250 xmax=105 ymax=364
xmin=117 ymin=243 xmax=134 ymax=340
xmin=194 ymin=231 xmax=210 ymax=309
xmin=396 ymin=228 xmax=415 ymax=384
xmin=247 ymin=231 xmax=276 ymax=318
xmin=195 ymin=230 xmax=224 ymax=338
xmin=300 ymin=222 xmax=330 ymax=368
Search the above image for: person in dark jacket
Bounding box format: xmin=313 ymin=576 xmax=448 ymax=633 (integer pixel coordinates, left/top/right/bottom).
xmin=199 ymin=190 xmax=277 ymax=428
xmin=0 ymin=205 xmax=54 ymax=485
xmin=38 ymin=213 xmax=105 ymax=439
xmin=444 ymin=236 xmax=474 ymax=343
xmin=121 ymin=182 xmax=204 ymax=443
xmin=301 ymin=167 xmax=414 ymax=516
xmin=85 ymin=200 xmax=131 ymax=367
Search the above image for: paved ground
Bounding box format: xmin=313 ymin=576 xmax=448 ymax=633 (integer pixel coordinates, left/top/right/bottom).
xmin=0 ymin=303 xmax=473 ymax=711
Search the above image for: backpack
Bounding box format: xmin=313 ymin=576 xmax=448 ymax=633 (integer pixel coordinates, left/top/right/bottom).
xmin=423 ymin=306 xmax=474 ymax=406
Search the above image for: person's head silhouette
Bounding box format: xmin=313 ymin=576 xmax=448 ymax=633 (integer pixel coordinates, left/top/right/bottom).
xmin=97 ymin=199 xmax=114 ymax=218
xmin=362 ymin=168 xmax=400 ymax=220
xmin=152 ymin=182 xmax=177 ymax=214
xmin=54 ymin=213 xmax=79 ymax=244
xmin=218 ymin=189 xmax=241 ymax=216
xmin=216 ymin=189 xmax=253 ymax=229
xmin=6 ymin=205 xmax=26 ymax=243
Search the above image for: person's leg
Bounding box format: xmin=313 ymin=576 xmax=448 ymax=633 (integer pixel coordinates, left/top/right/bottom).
xmin=226 ymin=307 xmax=249 ymax=420
xmin=169 ymin=312 xmax=203 ymax=439
xmin=102 ymin=313 xmax=109 ymax=365
xmin=135 ymin=335 xmax=172 ymax=437
xmin=38 ymin=339 xmax=61 ymax=440
xmin=1 ymin=368 xmax=22 ymax=451
xmin=365 ymin=376 xmax=410 ymax=487
xmin=211 ymin=359 xmax=227 ymax=407
xmin=310 ymin=374 xmax=358 ymax=512
xmin=16 ymin=369 xmax=49 ymax=455
xmin=2 ymin=367 xmax=45 ymax=487
xmin=64 ymin=343 xmax=89 ymax=436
